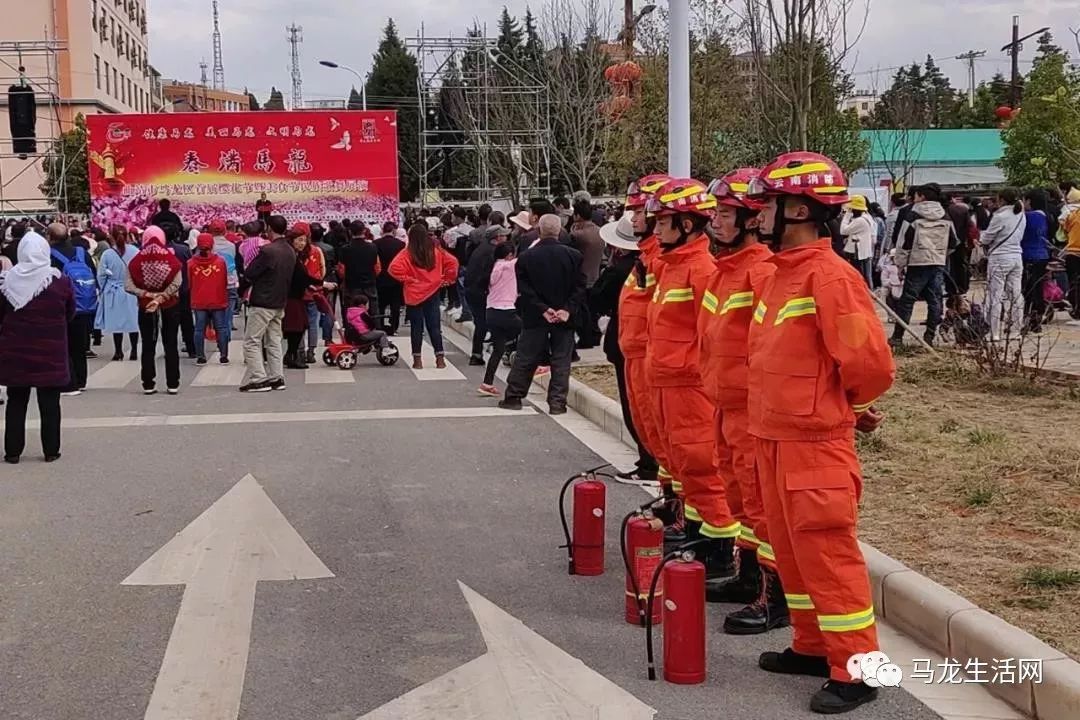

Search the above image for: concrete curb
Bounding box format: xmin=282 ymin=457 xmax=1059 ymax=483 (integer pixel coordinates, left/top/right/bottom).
xmin=443 ymin=307 xmax=1079 ymax=719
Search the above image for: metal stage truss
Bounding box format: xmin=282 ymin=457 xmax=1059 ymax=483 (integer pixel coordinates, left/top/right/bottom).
xmin=407 ymin=27 xmax=550 ymax=206
xmin=0 ymin=40 xmax=66 ymax=216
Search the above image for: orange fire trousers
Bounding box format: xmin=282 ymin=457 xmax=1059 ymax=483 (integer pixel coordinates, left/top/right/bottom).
xmin=652 ymin=385 xmax=740 ymax=539
xmin=624 ymin=357 xmax=675 ymax=489
xmin=755 ymin=437 xmax=879 ymax=682
xmin=715 ymin=407 xmax=771 ymax=564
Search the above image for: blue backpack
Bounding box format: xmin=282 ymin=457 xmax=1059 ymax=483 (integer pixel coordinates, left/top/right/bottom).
xmin=51 ymin=247 xmax=98 ymax=314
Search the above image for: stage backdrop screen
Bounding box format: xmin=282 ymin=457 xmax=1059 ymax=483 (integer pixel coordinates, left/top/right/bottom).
xmin=86 ymin=110 xmax=399 ymax=229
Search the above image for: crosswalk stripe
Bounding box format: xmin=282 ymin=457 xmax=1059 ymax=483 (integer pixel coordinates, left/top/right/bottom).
xmin=408 ymin=337 xmax=466 ymax=381
xmin=190 ymin=342 xmax=247 ymax=387
xmin=86 ymin=360 xmax=143 ymax=389
xmin=305 ymin=363 xmax=355 ymax=384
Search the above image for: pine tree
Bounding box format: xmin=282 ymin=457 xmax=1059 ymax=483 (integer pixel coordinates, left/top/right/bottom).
xmin=497 ymin=7 xmax=524 ymax=60
xmin=40 ymin=113 xmax=89 ymax=214
xmin=264 ymin=87 xmax=285 ymax=110
xmin=922 ymin=56 xmax=963 ymax=128
xmin=1001 ymin=32 xmax=1080 ymax=186
xmin=365 ymin=19 xmax=421 ymax=201
xmin=347 ymin=86 xmax=364 ymax=110
xmin=246 ymin=90 xmax=260 ymax=111
xmin=522 ymin=6 xmax=544 ymax=80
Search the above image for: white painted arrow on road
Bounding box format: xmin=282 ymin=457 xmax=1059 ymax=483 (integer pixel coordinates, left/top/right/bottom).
xmin=123 ymin=474 xmax=333 ymax=720
xmin=358 ymin=582 xmax=656 ymax=720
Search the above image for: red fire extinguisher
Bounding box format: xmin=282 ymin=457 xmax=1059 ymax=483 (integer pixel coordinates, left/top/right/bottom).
xmin=622 ymin=507 xmax=664 ymax=626
xmin=646 ymin=543 xmax=707 ymax=684
xmin=558 ymin=466 xmax=613 ymax=576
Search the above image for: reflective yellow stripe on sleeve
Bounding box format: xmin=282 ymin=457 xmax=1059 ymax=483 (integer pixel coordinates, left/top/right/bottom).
xmin=852 ymin=400 xmax=875 ymax=414
xmin=818 ymin=606 xmax=876 ymax=633
xmin=662 ymin=288 xmax=695 ymax=304
xmin=753 ymin=301 xmax=767 ymax=324
xmin=774 ymin=296 xmax=817 ymax=325
xmin=702 ymin=290 xmax=719 ymax=314
xmin=720 ymin=291 xmax=755 ymax=315
xmin=757 ymin=542 xmax=776 ymax=563
xmin=684 ymin=503 xmax=703 ymax=522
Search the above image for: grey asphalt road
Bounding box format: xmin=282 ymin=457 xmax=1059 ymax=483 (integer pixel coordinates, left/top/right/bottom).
xmin=0 ymin=334 xmax=942 ymax=720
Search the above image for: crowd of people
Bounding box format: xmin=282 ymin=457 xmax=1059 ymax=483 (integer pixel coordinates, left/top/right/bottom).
xmin=836 ymin=181 xmax=1080 ymax=346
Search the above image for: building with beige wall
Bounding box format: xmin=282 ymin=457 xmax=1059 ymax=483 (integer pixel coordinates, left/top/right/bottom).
xmin=162 ymin=81 xmax=249 ymax=113
xmin=2 ymin=0 xmax=152 ymax=214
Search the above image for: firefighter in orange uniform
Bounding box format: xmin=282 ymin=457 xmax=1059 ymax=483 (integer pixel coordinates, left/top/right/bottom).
xmin=696 ymin=168 xmax=790 ymax=634
xmin=644 ymin=178 xmax=741 ymax=578
xmin=617 ymin=175 xmax=685 ymax=539
xmin=744 ymin=152 xmax=894 ymax=714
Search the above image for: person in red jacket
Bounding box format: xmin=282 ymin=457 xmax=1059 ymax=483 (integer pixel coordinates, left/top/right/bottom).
xmin=645 ymin=178 xmax=741 ymax=581
xmin=388 ymin=222 xmax=458 ymax=369
xmin=745 ymin=152 xmax=894 ymax=714
xmin=697 ymin=168 xmax=790 ymax=634
xmin=188 ymin=233 xmax=230 ymax=365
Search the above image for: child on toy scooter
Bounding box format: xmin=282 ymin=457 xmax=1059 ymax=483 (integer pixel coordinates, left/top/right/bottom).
xmin=344 ymin=292 xmax=390 ymax=350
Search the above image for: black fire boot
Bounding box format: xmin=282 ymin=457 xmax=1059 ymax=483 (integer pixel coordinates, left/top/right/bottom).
xmin=701 ymin=537 xmax=736 ymax=581
xmin=758 ymin=647 xmax=830 ymax=678
xmin=810 ymin=680 xmax=879 ymax=714
xmin=723 ymin=566 xmax=791 ymax=635
xmin=706 ymin=547 xmax=761 ymax=604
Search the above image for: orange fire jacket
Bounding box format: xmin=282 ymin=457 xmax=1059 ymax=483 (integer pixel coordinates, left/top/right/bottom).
xmin=618 ymin=236 xmax=660 ymax=360
xmin=747 ymin=238 xmax=895 ymax=442
xmin=645 ymin=234 xmax=716 ymax=388
xmin=698 ymin=242 xmax=775 ymax=409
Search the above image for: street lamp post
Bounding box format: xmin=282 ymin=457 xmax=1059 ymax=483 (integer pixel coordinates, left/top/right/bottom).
xmin=621 ymin=2 xmax=657 ymax=56
xmin=318 ymin=60 xmax=366 ymax=110
xmin=668 ymin=0 xmax=690 ymax=177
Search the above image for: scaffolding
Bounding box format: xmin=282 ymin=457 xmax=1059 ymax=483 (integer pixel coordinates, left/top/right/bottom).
xmin=0 ymin=39 xmax=66 ymax=217
xmin=408 ymin=27 xmax=550 ymax=206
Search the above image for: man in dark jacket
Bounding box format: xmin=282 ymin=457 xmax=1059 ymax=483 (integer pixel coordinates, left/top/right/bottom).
xmin=373 ymin=222 xmax=406 ymax=334
xmin=161 ymin=222 xmax=195 ymax=357
xmin=240 ymin=216 xmax=294 ymax=392
xmin=464 ymin=212 xmax=508 ymax=364
xmin=946 ymin=194 xmax=973 ymax=303
xmin=149 ymin=198 xmax=183 ymax=231
xmin=570 ymin=199 xmax=605 ymax=349
xmin=337 ymin=222 xmax=381 ymax=315
xmin=48 ymin=222 xmax=95 ymax=394
xmin=499 ymin=214 xmax=586 ymax=414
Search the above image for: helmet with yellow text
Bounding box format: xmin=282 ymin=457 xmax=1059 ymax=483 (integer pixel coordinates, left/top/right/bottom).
xmin=746 ymin=152 xmax=849 ymax=246
xmin=625 ymin=174 xmax=672 ymax=210
xmin=644 ymin=178 xmax=717 ymax=251
xmin=708 ymin=167 xmax=765 ymax=212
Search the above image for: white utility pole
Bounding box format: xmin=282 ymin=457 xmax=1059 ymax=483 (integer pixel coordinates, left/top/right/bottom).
xmin=667 ymin=0 xmax=691 ymax=177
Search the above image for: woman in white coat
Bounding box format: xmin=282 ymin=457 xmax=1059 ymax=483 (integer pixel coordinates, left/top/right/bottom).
xmin=840 ymin=195 xmax=877 ymax=287
xmin=980 ymin=188 xmax=1027 ymax=341
xmin=94 ymin=225 xmax=140 ymax=360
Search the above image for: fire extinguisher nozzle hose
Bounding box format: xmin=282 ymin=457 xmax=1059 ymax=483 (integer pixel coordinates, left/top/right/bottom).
xmin=645 ymin=543 xmax=710 ymax=680
xmin=620 ymin=509 xmax=647 ymax=627
xmin=557 ymin=473 xmax=580 ymax=572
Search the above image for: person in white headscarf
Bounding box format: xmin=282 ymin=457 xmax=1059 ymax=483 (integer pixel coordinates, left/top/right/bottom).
xmin=0 ymin=231 xmax=75 ymax=463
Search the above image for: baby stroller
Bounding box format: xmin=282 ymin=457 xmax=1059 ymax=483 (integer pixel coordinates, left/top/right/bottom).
xmin=1042 ymin=250 xmax=1072 ymax=326
xmin=323 ymin=312 xmax=400 ymax=369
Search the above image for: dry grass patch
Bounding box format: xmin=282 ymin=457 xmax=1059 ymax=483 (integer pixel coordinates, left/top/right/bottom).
xmin=571 ymin=356 xmax=1080 ymax=658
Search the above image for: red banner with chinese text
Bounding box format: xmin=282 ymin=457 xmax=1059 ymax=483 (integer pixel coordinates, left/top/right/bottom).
xmin=86 ymin=111 xmax=399 ymax=230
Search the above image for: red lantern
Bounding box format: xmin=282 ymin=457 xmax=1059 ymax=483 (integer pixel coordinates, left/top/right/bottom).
xmin=607 ymin=95 xmax=632 ymax=119
xmin=620 ymin=61 xmax=642 ymax=84
xmin=995 ymin=105 xmax=1013 ymax=120
xmin=605 ymin=65 xmax=617 ymax=82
